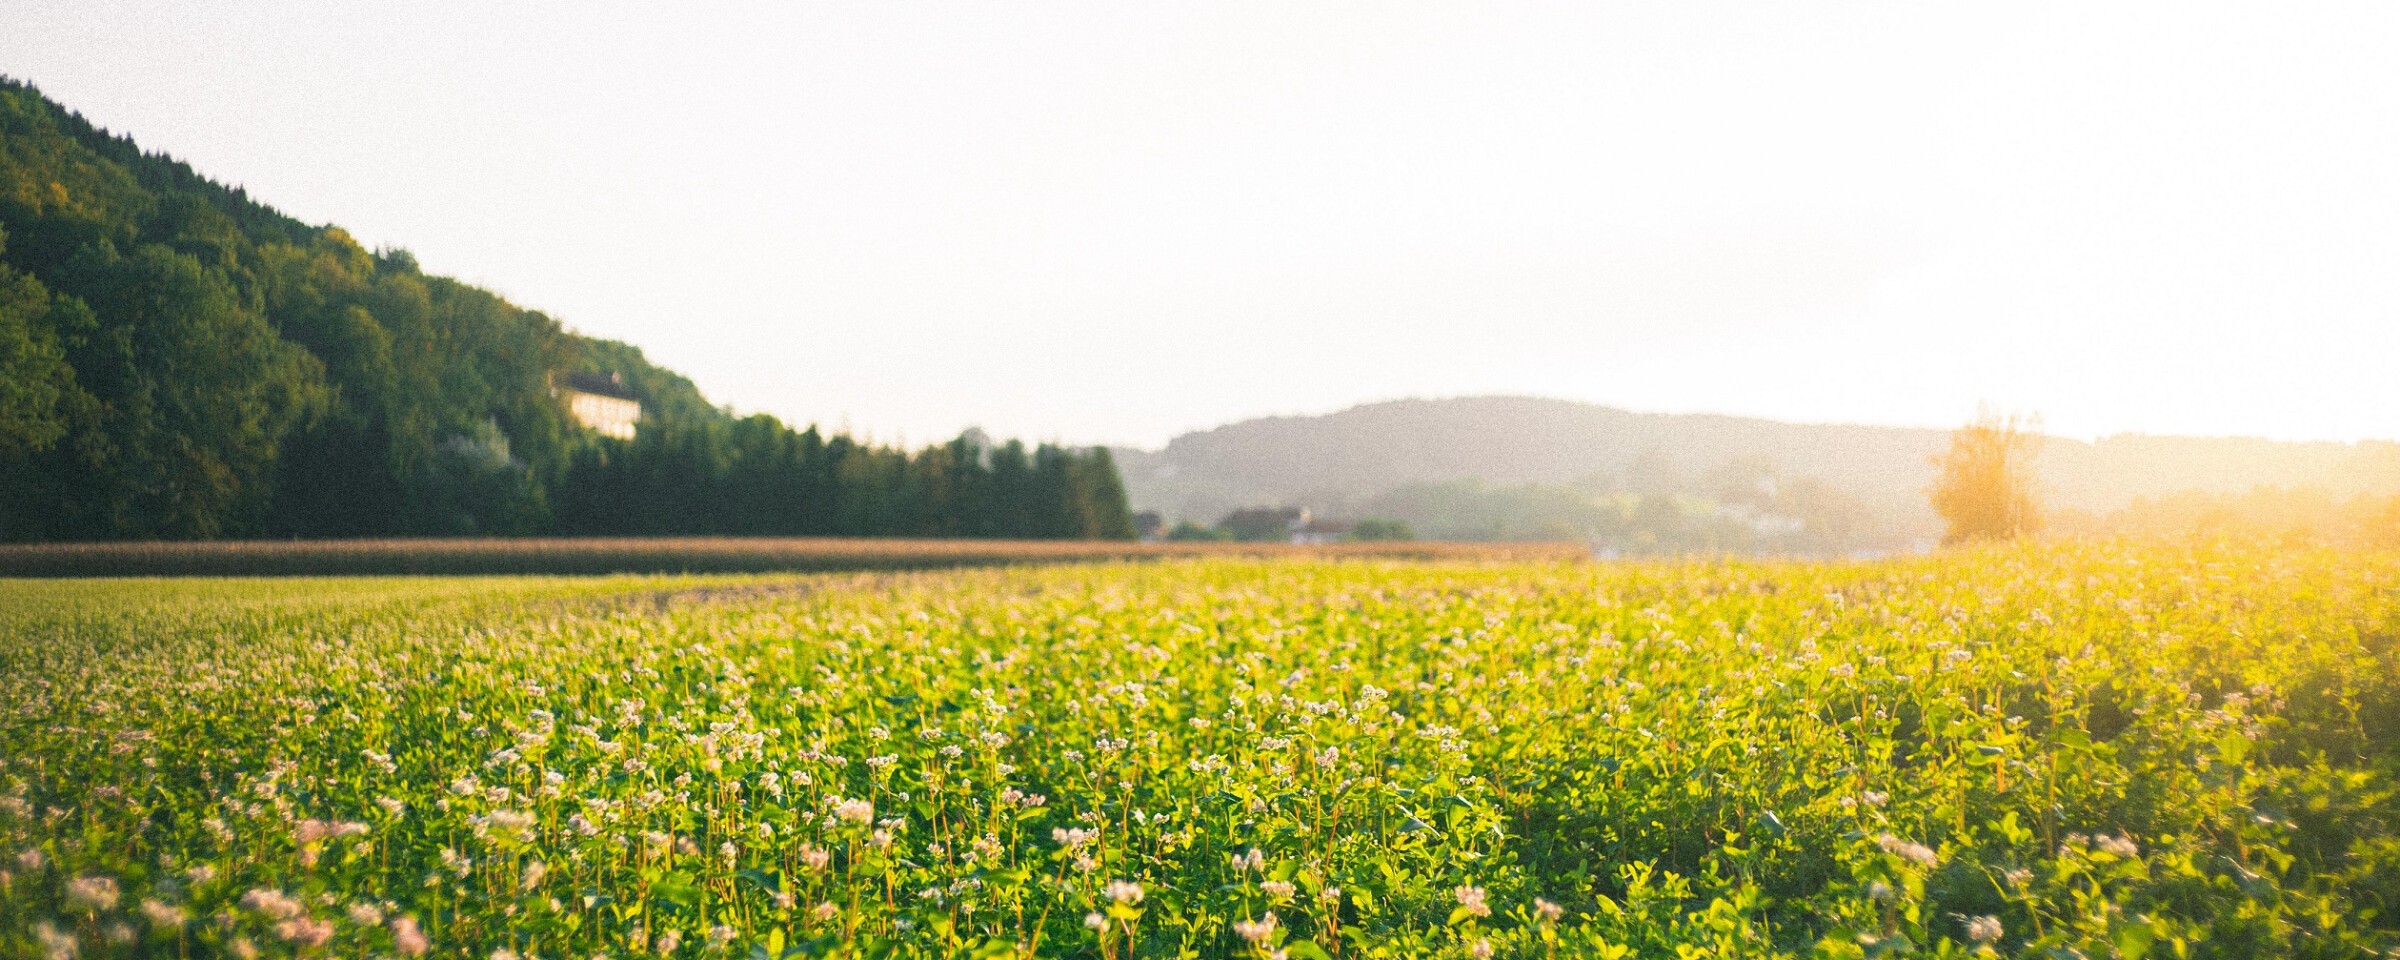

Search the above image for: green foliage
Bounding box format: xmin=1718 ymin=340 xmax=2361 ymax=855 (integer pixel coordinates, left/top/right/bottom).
xmin=0 ymin=77 xmax=1132 ymax=541
xmin=1217 ymin=507 xmax=1301 ymax=542
xmin=1 ymin=542 xmax=2395 ymax=957
xmin=1357 ymin=473 xmax=1886 ymax=555
xmin=552 ymin=426 xmax=1130 ymax=540
xmin=1349 ymin=517 xmax=1415 ymax=542
xmin=0 ymin=235 xmax=78 ymax=455
xmin=1164 ymin=520 xmax=1233 ymax=542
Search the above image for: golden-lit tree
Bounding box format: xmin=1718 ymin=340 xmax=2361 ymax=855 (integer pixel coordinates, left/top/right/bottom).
xmin=1929 ymin=410 xmax=2043 ymax=545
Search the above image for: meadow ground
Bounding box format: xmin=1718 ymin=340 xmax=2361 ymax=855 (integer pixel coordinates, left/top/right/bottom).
xmin=1 ymin=544 xmax=2396 ymax=958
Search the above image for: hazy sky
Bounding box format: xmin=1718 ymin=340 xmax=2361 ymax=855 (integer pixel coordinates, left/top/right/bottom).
xmin=6 ymin=2 xmax=2398 ymax=447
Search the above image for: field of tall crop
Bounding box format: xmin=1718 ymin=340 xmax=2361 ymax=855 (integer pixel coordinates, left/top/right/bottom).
xmin=3 ymin=544 xmax=2397 ymax=959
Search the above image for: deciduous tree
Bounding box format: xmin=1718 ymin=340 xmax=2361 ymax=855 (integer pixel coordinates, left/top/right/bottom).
xmin=1930 ymin=409 xmax=2042 ymax=545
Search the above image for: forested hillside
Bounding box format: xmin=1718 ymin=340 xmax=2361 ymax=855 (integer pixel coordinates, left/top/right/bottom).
xmin=0 ymin=79 xmax=1131 ymax=541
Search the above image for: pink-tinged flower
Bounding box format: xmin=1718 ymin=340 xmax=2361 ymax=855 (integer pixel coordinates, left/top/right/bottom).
xmin=1876 ymin=834 xmax=1938 ymax=869
xmin=1232 ymin=912 xmax=1279 ymax=944
xmin=141 ymin=899 xmax=187 ymax=928
xmin=1453 ymin=885 xmax=1490 ymax=918
xmin=273 ymin=918 xmax=335 ymax=948
xmin=390 ymin=917 xmax=429 ymax=957
xmin=33 ymin=921 xmax=74 ymax=960
xmin=65 ymin=874 xmax=119 ymax=913
xmin=1534 ymin=898 xmax=1564 ymax=922
xmin=1105 ymin=879 xmax=1143 ymax=904
xmin=1965 ymin=915 xmax=2003 ymax=943
xmin=239 ymin=888 xmax=305 ymax=921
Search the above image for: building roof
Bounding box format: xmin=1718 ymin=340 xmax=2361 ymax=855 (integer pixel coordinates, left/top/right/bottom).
xmin=560 ymin=370 xmax=637 ymax=401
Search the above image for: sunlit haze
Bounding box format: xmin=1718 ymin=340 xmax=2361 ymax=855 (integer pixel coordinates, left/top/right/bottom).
xmin=7 ymin=2 xmax=2397 ymax=447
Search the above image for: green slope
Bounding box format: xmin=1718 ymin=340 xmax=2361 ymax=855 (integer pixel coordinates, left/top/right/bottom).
xmin=0 ymin=78 xmax=1129 ymax=541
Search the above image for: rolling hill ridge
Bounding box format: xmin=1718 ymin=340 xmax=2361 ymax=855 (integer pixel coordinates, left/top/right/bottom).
xmin=1116 ymin=396 xmax=2400 ymax=550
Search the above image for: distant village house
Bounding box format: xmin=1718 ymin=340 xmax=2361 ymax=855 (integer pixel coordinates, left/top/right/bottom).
xmin=557 ymin=371 xmax=641 ymax=440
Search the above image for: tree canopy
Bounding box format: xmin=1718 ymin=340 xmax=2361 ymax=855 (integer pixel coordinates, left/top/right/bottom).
xmin=1929 ymin=410 xmax=2043 ymax=546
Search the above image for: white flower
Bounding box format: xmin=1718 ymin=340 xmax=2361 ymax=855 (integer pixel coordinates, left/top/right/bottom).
xmin=1232 ymin=912 xmax=1279 ymax=944
xmin=1965 ymin=914 xmax=2003 ymax=943
xmin=276 ymin=918 xmax=335 ymax=948
xmin=1105 ymin=879 xmax=1144 ymax=904
xmin=65 ymin=875 xmax=119 ymax=912
xmin=2094 ymin=834 xmax=2140 ymax=859
xmin=1877 ymin=834 xmax=1938 ymax=869
xmin=1453 ymin=885 xmax=1490 ymax=918
xmin=1534 ymin=897 xmax=1564 ymax=922
xmin=1261 ymin=880 xmax=1295 ymax=901
xmin=1083 ymin=911 xmax=1107 ymax=931
xmin=33 ymin=921 xmax=75 ymax=960
xmin=240 ymin=888 xmax=306 ymax=921
xmin=141 ymin=899 xmax=188 ymax=928
xmin=390 ymin=916 xmax=430 ymax=957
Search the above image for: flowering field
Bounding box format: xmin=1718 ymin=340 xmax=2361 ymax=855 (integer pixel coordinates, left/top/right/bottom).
xmin=2 ymin=545 xmax=2397 ymax=959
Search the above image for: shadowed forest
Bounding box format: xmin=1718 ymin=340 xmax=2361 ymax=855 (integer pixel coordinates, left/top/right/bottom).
xmin=0 ymin=79 xmax=1132 ymax=542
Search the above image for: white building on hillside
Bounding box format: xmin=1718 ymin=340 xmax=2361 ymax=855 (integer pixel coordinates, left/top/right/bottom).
xmin=558 ymin=371 xmax=641 ymax=440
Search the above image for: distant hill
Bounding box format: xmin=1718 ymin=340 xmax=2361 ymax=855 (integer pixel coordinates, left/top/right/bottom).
xmin=1115 ymin=397 xmax=2400 ymax=551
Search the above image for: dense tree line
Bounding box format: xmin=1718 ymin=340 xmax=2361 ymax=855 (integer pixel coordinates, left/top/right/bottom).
xmin=556 ymin=426 xmax=1132 ymax=538
xmin=0 ymin=79 xmax=1131 ymax=541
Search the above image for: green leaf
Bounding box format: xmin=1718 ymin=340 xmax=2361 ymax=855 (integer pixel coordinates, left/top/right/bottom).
xmin=1282 ymin=940 xmax=1334 ymax=960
